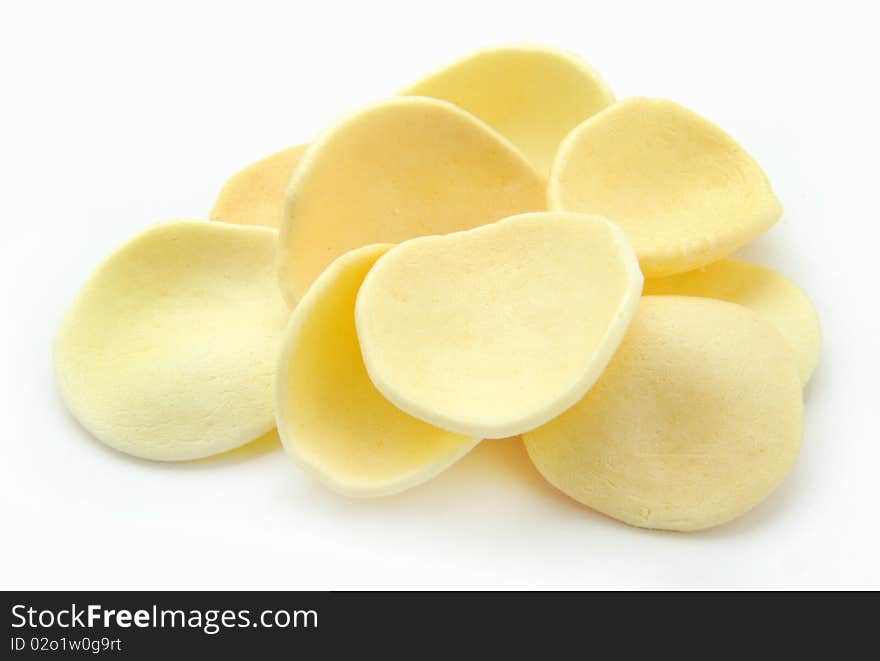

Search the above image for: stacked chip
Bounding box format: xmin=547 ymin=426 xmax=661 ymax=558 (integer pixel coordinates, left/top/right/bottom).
xmin=55 ymin=44 xmax=820 ymax=531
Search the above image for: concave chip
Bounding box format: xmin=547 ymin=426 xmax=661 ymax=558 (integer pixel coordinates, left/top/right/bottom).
xmin=355 ymin=212 xmax=643 ymax=439
xmin=54 ymin=221 xmax=288 ymax=460
xmin=275 ymin=244 xmax=479 ymax=497
xmin=549 ymin=98 xmax=783 ymax=277
xmin=278 ymin=96 xmax=545 ymax=306
xmin=523 ymin=296 xmax=804 ymax=532
xmin=402 ymin=44 xmax=615 ymax=176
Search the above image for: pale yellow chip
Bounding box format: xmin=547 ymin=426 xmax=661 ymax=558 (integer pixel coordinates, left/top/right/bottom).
xmin=523 ymin=296 xmax=804 ymax=532
xmin=644 ymin=259 xmax=821 ymax=384
xmin=54 ymin=221 xmax=289 ymax=461
xmin=402 ymin=44 xmax=615 ymax=177
xmin=210 ymin=145 xmax=308 ymax=228
xmin=276 ymin=244 xmax=479 ymax=497
xmin=278 ymin=97 xmax=546 ymax=306
xmin=355 ymin=212 xmax=643 ymax=439
xmin=549 ymin=98 xmax=783 ymax=277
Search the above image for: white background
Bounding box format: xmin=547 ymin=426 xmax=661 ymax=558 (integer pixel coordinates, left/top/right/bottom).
xmin=2 ymin=0 xmax=878 ymax=590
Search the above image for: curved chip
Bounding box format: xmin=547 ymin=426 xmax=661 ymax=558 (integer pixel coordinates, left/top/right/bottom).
xmin=211 ymin=144 xmax=308 ymax=228
xmin=355 ymin=212 xmax=643 ymax=439
xmin=402 ymin=44 xmax=615 ymax=176
xmin=54 ymin=221 xmax=289 ymax=461
xmin=278 ymin=97 xmax=546 ymax=306
xmin=549 ymin=98 xmax=783 ymax=277
xmin=644 ymin=259 xmax=820 ymax=384
xmin=523 ymin=296 xmax=804 ymax=532
xmin=276 ymin=244 xmax=479 ymax=497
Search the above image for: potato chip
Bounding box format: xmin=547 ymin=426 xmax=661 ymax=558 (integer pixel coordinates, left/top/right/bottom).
xmin=54 ymin=221 xmax=288 ymax=460
xmin=276 ymin=244 xmax=479 ymax=496
xmin=644 ymin=259 xmax=820 ymax=383
xmin=278 ymin=97 xmax=545 ymax=306
xmin=355 ymin=212 xmax=642 ymax=439
xmin=523 ymin=296 xmax=804 ymax=531
xmin=549 ymin=98 xmax=782 ymax=277
xmin=211 ymin=145 xmax=308 ymax=228
xmin=402 ymin=44 xmax=614 ymax=176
